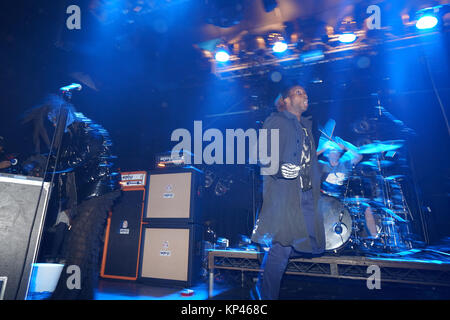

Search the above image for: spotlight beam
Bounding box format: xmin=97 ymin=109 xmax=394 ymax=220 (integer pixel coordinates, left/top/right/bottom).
xmin=416 ymin=15 xmax=438 ymax=30
xmin=215 ymin=50 xmax=230 ymax=62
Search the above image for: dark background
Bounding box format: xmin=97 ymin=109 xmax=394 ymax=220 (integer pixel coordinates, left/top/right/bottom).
xmin=0 ymin=0 xmax=448 ymax=244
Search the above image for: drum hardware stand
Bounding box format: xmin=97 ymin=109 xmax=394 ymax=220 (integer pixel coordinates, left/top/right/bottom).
xmin=378 ymin=94 xmax=428 ymax=246
xmin=370 ymin=94 xmax=418 ymax=250
xmin=384 ymin=174 xmax=414 ymax=249
xmin=376 ymin=154 xmax=406 ymax=252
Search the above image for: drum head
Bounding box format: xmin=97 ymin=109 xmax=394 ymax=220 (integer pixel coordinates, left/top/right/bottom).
xmin=345 ymin=175 xmax=374 ymax=200
xmin=319 ymin=196 xmax=353 ymax=251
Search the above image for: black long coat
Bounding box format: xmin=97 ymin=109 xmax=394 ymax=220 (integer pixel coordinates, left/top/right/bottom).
xmin=251 ymin=110 xmax=326 ymax=254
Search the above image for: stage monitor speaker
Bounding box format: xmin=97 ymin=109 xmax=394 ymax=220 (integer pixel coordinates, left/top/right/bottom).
xmin=0 ymin=173 xmax=51 ymax=300
xmin=144 ymin=167 xmax=203 ymax=224
xmin=101 ymin=171 xmax=146 ymax=280
xmin=138 ymin=224 xmax=202 ymax=287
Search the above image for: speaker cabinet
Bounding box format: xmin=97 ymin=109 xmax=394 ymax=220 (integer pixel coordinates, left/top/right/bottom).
xmin=101 ymin=171 xmax=147 ymax=280
xmin=144 ymin=167 xmax=203 ymax=224
xmin=101 ymin=190 xmax=145 ymax=280
xmin=138 ymin=224 xmax=202 ymax=287
xmin=0 ymin=173 xmax=51 ymax=300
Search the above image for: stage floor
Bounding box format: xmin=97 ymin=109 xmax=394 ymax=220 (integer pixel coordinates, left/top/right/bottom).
xmin=94 ymin=274 xmax=450 ymax=300
xmin=26 ymin=242 xmax=450 ymax=300
xmin=27 ymin=279 xmax=229 ymax=300
xmin=27 ymin=271 xmax=450 ymax=300
xmin=95 ymin=279 xmax=225 ymax=300
xmin=95 ymin=276 xmax=450 ymax=300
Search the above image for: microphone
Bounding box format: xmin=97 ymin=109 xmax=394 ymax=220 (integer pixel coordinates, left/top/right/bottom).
xmin=60 ymin=83 xmax=82 ymax=92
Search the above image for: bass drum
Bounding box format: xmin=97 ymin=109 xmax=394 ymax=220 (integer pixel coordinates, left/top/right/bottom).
xmin=319 ymin=195 xmax=353 ymax=252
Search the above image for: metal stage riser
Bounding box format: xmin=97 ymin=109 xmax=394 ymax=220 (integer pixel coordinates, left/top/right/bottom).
xmin=207 ymin=250 xmax=450 ymax=297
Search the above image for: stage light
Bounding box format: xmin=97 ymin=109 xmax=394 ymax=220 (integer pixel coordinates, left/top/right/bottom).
xmin=272 ymin=41 xmax=288 ymax=53
xmin=338 ymin=32 xmax=357 ymax=43
xmin=416 ymin=15 xmax=438 ymax=30
xmin=415 ymin=5 xmax=449 ymax=31
xmin=267 ymin=32 xmax=288 ymax=53
xmin=214 ymin=45 xmax=230 ymax=63
xmin=300 ymin=50 xmax=324 ymax=63
xmin=288 ymin=32 xmax=305 ymax=51
xmin=213 ymin=41 xmax=232 ymax=63
xmin=215 ymin=50 xmax=230 ymax=62
xmin=335 ymin=16 xmax=358 ymax=44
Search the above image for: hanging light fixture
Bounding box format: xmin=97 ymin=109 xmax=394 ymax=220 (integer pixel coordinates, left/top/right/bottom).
xmin=415 ymin=5 xmax=444 ymax=30
xmin=337 ymin=16 xmax=358 ymax=44
xmin=214 ymin=43 xmax=231 ymax=63
xmin=267 ymin=32 xmax=288 ymax=53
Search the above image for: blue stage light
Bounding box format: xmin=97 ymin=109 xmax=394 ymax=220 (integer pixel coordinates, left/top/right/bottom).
xmin=300 ymin=50 xmax=325 ymax=63
xmin=416 ymin=15 xmax=438 ymax=30
xmin=215 ymin=50 xmax=230 ymax=62
xmin=338 ymin=33 xmax=357 ymax=44
xmin=272 ymin=41 xmax=288 ymax=53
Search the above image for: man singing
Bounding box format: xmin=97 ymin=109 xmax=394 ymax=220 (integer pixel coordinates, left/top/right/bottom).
xmin=251 ymin=84 xmax=325 ymax=300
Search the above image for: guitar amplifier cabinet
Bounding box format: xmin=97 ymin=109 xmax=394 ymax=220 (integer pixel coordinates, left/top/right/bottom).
xmin=144 ymin=167 xmax=203 ymax=224
xmin=100 ymin=172 xmax=146 ymax=280
xmin=138 ymin=224 xmax=203 ymax=287
xmin=0 ymin=173 xmax=51 ymax=300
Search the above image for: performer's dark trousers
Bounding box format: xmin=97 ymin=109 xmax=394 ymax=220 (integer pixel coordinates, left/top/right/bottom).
xmin=256 ymin=190 xmax=317 ymax=300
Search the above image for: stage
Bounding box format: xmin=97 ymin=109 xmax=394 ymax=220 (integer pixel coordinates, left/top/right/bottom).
xmin=25 ymin=246 xmax=450 ymax=300
xmin=207 ymin=248 xmax=450 ymax=299
xmin=1 ymin=1 xmax=449 ymax=303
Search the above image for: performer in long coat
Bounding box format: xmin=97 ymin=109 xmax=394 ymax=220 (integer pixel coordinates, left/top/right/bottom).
xmin=251 ymin=84 xmax=325 ymax=300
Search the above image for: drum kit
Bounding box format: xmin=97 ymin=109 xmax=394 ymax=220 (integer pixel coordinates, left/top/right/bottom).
xmin=321 ymin=139 xmax=415 ymax=254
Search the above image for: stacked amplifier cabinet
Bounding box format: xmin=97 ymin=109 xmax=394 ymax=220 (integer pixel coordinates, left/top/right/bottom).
xmin=139 ymin=167 xmax=204 ymax=287
xmin=0 ymin=173 xmax=51 ymax=300
xmin=100 ymin=171 xmax=147 ymax=281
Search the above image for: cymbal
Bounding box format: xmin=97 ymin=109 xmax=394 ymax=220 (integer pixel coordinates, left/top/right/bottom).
xmin=358 ymin=140 xmax=404 ymax=154
xmin=99 ymin=162 xmax=114 ymax=167
xmin=99 ymin=155 xmax=118 ymax=160
xmin=346 ymin=175 xmax=372 ymax=181
xmin=344 ymin=197 xmax=370 ymax=203
xmin=380 ymin=207 xmax=407 ymax=223
xmin=360 ymin=160 xmax=394 ymax=168
xmin=384 ymin=175 xmax=405 ymax=181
